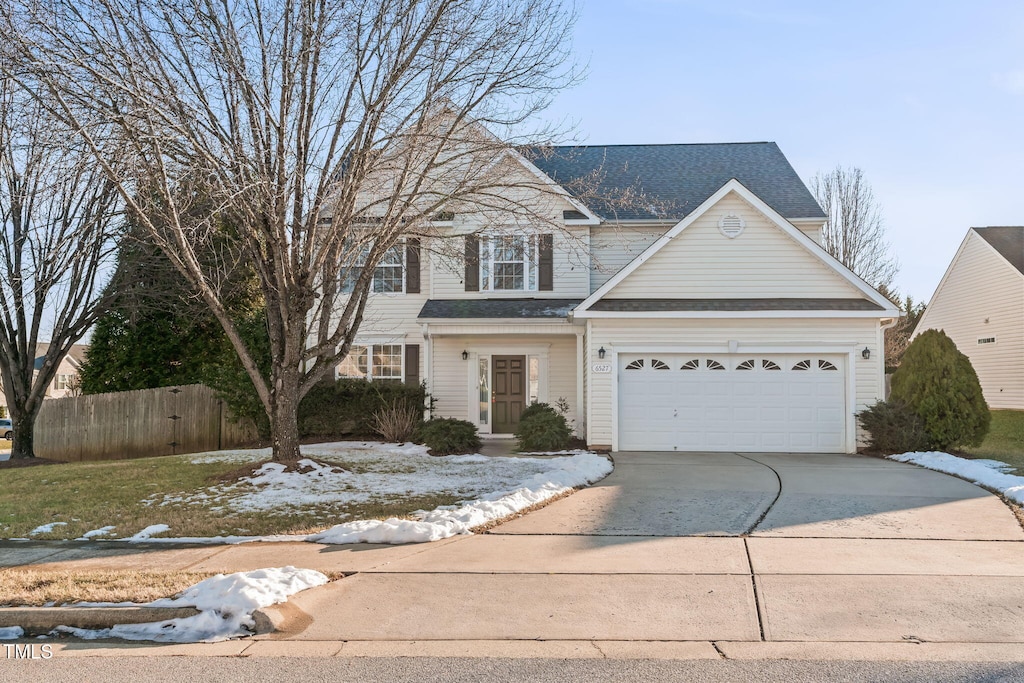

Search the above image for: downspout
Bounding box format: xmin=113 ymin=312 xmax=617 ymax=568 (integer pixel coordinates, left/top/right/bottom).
xmin=421 ymin=323 xmax=432 ymax=419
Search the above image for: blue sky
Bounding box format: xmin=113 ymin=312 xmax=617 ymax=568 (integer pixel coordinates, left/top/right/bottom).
xmin=543 ymin=0 xmax=1024 ymax=302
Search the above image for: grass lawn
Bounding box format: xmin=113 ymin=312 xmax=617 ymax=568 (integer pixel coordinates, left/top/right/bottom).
xmin=0 ymin=444 xmax=469 ymax=541
xmin=0 ymin=569 xmax=215 ymax=606
xmin=959 ymin=410 xmax=1024 ymax=474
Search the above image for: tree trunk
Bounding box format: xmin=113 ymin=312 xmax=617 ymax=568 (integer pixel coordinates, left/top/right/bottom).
xmin=9 ymin=407 xmax=38 ymax=459
xmin=269 ymin=367 xmax=302 ymax=462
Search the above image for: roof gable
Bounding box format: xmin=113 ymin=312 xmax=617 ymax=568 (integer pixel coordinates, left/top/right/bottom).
xmin=973 ymin=226 xmax=1024 ymax=276
xmin=525 ymin=142 xmax=825 ymax=221
xmin=575 ymin=179 xmax=898 ymax=317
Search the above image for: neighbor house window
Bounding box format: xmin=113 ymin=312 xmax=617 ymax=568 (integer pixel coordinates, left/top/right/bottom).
xmin=480 ymin=235 xmax=537 ymax=291
xmin=337 ymin=344 xmax=403 ymax=382
xmin=54 ymin=374 xmax=75 ymax=390
xmin=341 ymin=244 xmax=404 ymax=293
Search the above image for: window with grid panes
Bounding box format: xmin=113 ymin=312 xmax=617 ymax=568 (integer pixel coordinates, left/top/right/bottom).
xmin=480 ymin=235 xmax=537 ymax=291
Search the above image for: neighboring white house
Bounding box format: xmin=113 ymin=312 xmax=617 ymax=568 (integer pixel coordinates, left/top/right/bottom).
xmin=332 ymin=141 xmax=899 ymax=453
xmin=0 ymin=343 xmax=88 ymax=413
xmin=914 ymin=226 xmax=1024 ymax=410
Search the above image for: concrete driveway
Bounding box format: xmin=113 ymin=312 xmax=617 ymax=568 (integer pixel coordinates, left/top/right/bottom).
xmin=283 ymin=451 xmax=1024 ymax=657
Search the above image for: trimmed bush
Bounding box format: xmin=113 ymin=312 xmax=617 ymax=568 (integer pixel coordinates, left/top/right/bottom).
xmin=299 ymin=379 xmax=426 ymax=439
xmin=890 ymin=329 xmax=990 ymax=450
xmin=857 ymin=400 xmax=931 ymax=454
xmin=515 ymin=402 xmax=571 ymax=452
xmin=414 ymin=418 xmax=481 ymax=456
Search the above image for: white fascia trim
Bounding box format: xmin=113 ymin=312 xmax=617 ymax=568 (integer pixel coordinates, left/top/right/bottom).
xmin=419 ymin=318 xmax=581 ymax=327
xmin=574 ymin=309 xmax=891 ymax=319
xmin=574 ymin=178 xmax=899 ymax=315
xmin=913 ymin=229 xmax=973 ymax=338
xmin=504 ymin=148 xmax=601 ymax=225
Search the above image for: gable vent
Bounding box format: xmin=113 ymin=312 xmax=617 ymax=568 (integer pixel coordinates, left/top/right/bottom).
xmin=718 ymin=214 xmax=746 ymax=238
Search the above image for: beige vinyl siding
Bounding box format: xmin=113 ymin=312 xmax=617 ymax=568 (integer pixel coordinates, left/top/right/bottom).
xmin=430 ymin=226 xmax=591 ymax=300
xmin=605 ymin=193 xmax=862 ymax=299
xmin=914 ymin=232 xmax=1024 ymax=409
xmin=428 ymin=333 xmax=579 ymax=430
xmin=590 ymin=226 xmax=667 ymax=291
xmin=329 ymin=245 xmax=430 ymax=347
xmin=586 ymin=317 xmax=883 ymax=450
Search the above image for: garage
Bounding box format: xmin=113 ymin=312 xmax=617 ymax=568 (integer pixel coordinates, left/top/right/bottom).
xmin=617 ymin=353 xmax=847 ymax=452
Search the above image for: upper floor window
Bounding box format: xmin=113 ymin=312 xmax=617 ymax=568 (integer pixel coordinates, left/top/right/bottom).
xmin=481 ymin=235 xmax=537 ymax=291
xmin=341 ymin=245 xmax=405 ymax=294
xmin=54 ymin=373 xmax=76 ymax=390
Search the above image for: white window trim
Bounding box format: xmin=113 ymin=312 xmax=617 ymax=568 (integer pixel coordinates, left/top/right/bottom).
xmin=479 ymin=235 xmax=538 ymax=292
xmin=336 ymin=343 xmax=405 ymax=381
xmin=342 ymin=242 xmax=407 ymax=295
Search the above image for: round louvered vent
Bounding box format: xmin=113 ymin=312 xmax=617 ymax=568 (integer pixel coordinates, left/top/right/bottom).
xmin=718 ymin=214 xmax=745 ymax=238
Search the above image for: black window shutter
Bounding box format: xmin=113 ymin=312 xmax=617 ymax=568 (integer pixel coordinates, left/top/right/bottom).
xmin=464 ymin=235 xmax=479 ymax=291
xmin=405 ymin=238 xmax=421 ymax=294
xmin=538 ymin=234 xmax=553 ymax=291
xmin=404 ymin=344 xmax=420 ymax=385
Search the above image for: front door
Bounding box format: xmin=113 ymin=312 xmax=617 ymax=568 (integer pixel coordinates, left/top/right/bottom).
xmin=492 ymin=355 xmax=526 ymax=434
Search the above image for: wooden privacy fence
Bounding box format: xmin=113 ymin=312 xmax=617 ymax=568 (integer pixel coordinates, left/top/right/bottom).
xmin=34 ymin=384 xmax=259 ymax=462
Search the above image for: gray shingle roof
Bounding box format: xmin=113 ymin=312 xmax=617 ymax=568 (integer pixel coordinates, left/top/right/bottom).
xmin=525 ymin=142 xmax=825 ymax=221
xmin=973 ymin=226 xmax=1024 ymax=275
xmin=419 ymin=298 xmax=583 ymax=319
xmin=588 ymin=298 xmax=884 ymax=312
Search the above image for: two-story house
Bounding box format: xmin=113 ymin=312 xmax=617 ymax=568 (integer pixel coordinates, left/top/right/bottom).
xmin=913 ymin=226 xmax=1024 ymax=410
xmin=336 ymin=142 xmax=899 ymax=453
xmin=0 ymin=343 xmax=87 ymax=414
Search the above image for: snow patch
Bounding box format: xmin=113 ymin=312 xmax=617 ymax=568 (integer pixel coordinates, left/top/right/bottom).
xmin=0 ymin=626 xmax=23 ymax=640
xmin=29 ymin=522 xmax=67 ymax=535
xmin=128 ymin=524 xmax=171 ymax=541
xmin=77 ymin=526 xmax=116 ymax=540
xmin=56 ymin=567 xmax=327 ymax=643
xmin=890 ymin=451 xmax=1024 ymax=504
xmin=311 ymin=451 xmax=612 ymax=544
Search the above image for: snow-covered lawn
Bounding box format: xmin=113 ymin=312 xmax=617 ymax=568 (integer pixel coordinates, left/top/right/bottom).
xmin=139 ymin=443 xmax=611 ymax=544
xmin=21 ymin=442 xmax=610 ymax=544
xmin=890 ymin=451 xmax=1024 ymax=504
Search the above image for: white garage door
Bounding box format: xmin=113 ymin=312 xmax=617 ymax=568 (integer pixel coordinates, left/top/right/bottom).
xmin=618 ymin=354 xmax=847 ymax=452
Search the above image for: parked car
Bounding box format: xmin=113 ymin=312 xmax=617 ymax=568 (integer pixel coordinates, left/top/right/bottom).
xmin=0 ymin=419 xmax=11 ymax=440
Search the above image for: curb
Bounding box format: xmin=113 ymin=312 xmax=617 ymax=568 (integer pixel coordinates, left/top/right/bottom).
xmin=0 ymin=606 xmax=201 ymax=635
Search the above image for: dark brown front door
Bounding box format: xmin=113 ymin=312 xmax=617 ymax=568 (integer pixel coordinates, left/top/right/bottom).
xmin=492 ymin=355 xmax=526 ymax=434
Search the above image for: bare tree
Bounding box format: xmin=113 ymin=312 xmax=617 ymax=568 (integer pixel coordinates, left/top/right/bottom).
xmin=811 ymin=166 xmax=899 ymax=291
xmin=5 ymin=0 xmax=583 ymax=461
xmin=884 ymin=294 xmax=926 ymax=372
xmin=0 ymin=76 xmax=122 ymax=459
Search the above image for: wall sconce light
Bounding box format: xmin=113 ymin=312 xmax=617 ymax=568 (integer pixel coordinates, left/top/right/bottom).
xmin=462 ymin=350 xmax=469 ymax=361
xmin=862 ymin=347 xmax=871 ymax=360
xmin=598 ymin=346 xmax=606 ymax=359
